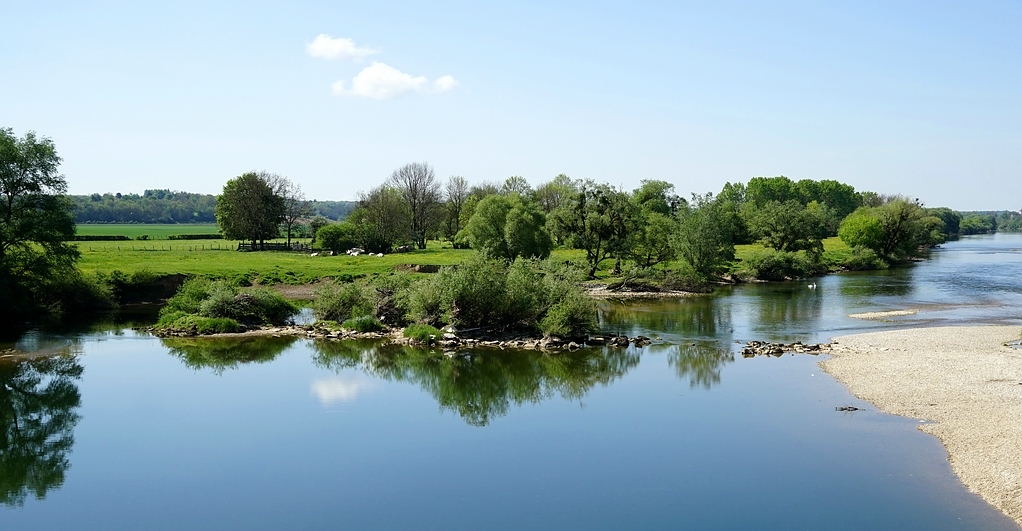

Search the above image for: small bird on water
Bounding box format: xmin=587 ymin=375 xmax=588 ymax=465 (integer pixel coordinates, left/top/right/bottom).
xmin=807 ymin=282 xmax=817 ymax=289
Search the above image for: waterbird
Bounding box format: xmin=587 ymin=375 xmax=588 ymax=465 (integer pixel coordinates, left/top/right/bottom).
xmin=807 ymin=282 xmax=817 ymax=289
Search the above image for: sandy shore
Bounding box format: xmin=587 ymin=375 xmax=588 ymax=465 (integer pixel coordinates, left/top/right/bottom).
xmin=821 ymin=325 xmax=1022 ymax=526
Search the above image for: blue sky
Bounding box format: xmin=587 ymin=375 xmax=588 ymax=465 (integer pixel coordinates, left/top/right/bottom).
xmin=2 ymin=1 xmax=1020 ymax=209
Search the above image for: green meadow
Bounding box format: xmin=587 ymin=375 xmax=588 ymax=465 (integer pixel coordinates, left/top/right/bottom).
xmin=75 ymin=228 xmax=850 ymax=285
xmin=76 ymin=223 xmax=220 ymax=239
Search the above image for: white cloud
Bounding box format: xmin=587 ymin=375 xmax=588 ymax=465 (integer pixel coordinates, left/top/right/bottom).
xmin=310 ymin=377 xmax=373 ymax=405
xmin=433 ymin=75 xmax=459 ymax=92
xmin=332 ymin=62 xmax=458 ymax=99
xmin=306 ymin=34 xmax=378 ymax=60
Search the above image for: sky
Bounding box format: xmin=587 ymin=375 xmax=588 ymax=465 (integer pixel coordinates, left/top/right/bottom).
xmin=1 ymin=0 xmax=1020 ymax=210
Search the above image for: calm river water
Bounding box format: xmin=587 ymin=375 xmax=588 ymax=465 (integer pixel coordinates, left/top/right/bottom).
xmin=3 ymin=234 xmax=1021 ymax=530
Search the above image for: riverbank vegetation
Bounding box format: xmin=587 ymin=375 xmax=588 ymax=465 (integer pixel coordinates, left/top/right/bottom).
xmin=312 ymin=254 xmax=598 ymax=337
xmin=154 ymin=278 xmax=298 ymax=334
xmin=6 ymin=123 xmax=1020 ymax=331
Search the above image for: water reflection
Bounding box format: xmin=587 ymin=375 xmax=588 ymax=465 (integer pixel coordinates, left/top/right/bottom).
xmin=599 ymin=297 xmax=733 ymax=341
xmin=838 ymin=269 xmax=914 ymax=299
xmin=162 ymin=336 xmax=298 ymax=373
xmin=752 ymin=285 xmax=824 ymax=326
xmin=0 ymin=353 xmax=83 ymax=507
xmin=311 ymin=340 xmax=640 ymax=426
xmin=666 ymin=343 xmax=735 ymax=389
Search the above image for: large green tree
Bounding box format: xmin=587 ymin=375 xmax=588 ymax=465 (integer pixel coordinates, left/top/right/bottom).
xmin=215 ymin=172 xmax=285 ymax=248
xmin=839 ymin=199 xmax=945 ymax=260
xmin=460 ymin=194 xmax=553 ymax=260
xmin=746 ymin=200 xmax=828 ymax=255
xmin=0 ymin=128 xmax=80 ymax=319
xmin=672 ymin=193 xmax=737 ymax=277
xmin=549 ymin=181 xmax=636 ymax=278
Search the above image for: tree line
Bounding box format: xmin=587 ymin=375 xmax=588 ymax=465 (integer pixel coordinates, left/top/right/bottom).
xmin=312 ymin=165 xmax=991 ymax=280
xmin=70 ymin=190 xmax=355 ymax=224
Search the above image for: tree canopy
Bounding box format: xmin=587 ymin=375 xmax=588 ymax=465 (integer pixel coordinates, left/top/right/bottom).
xmin=460 ymin=194 xmax=553 ymax=260
xmin=0 ymin=128 xmax=81 ymax=320
xmin=214 ymin=172 xmax=285 ymax=246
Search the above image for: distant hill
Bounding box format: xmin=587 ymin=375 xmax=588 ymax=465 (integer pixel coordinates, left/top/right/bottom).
xmin=72 ymin=190 xmax=357 ymax=223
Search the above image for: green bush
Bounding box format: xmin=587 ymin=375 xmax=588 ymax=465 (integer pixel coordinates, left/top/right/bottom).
xmin=842 ymin=247 xmax=888 ymax=271
xmin=342 ymin=315 xmax=385 ymax=332
xmin=539 ymin=290 xmax=598 ymax=337
xmin=403 ymin=254 xmax=598 ymax=337
xmin=403 ymin=323 xmax=443 ymax=343
xmin=313 ymin=280 xmax=374 ymax=322
xmin=155 ymin=312 xmax=241 ymax=334
xmin=738 ymin=249 xmax=822 ymax=281
xmin=161 ymin=278 xmax=297 ymax=325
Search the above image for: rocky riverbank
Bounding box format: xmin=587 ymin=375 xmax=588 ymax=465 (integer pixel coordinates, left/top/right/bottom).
xmin=146 ymin=323 xmax=656 ymax=351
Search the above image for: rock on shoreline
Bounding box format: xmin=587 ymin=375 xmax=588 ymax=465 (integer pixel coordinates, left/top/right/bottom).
xmin=145 ymin=324 xmax=655 ymax=351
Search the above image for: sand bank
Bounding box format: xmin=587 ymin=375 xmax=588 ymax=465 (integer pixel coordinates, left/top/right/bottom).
xmin=847 ymin=309 xmax=918 ymax=320
xmin=821 ymin=326 xmax=1022 ymax=525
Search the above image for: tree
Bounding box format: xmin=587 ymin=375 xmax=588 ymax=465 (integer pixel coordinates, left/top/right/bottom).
xmin=0 ymin=128 xmax=79 ymax=318
xmin=352 ymin=185 xmax=408 ymax=252
xmin=215 ymin=172 xmax=284 ymax=248
xmin=672 ymin=193 xmax=736 ymax=277
xmin=549 ymin=181 xmax=635 ymax=278
xmin=308 ymin=215 xmax=329 ymax=242
xmin=746 ymin=200 xmax=828 ymax=255
xmin=443 ymin=175 xmax=469 ymax=240
xmin=277 ymin=179 xmax=312 ymax=248
xmin=838 ymin=199 xmax=940 ymax=260
xmin=460 ymin=194 xmax=553 ymax=260
xmin=628 ymin=181 xmax=682 ymax=268
xmin=389 ymin=162 xmax=442 ymax=249
xmin=534 ymin=174 xmax=576 ymax=213
xmin=315 ymin=222 xmax=358 ymax=253
xmin=501 ymin=175 xmax=532 ymax=196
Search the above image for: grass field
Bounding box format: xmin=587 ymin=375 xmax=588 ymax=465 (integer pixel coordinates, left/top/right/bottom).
xmin=76 ymin=223 xmax=220 ymax=239
xmin=77 ymin=239 xmax=480 ymax=283
xmin=75 ymin=233 xmax=851 ymax=285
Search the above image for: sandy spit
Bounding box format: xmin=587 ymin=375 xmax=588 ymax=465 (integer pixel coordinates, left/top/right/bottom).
xmin=847 ymin=309 xmax=918 ymax=320
xmin=821 ymin=326 xmax=1022 ymax=526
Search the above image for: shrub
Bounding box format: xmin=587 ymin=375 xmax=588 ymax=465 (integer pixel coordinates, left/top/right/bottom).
xmin=342 ymin=315 xmax=385 ymax=332
xmin=738 ymin=249 xmax=822 ymax=281
xmin=403 ymin=254 xmax=598 ymax=337
xmin=403 ymin=323 xmax=443 ymax=343
xmin=539 ymin=290 xmax=598 ymax=337
xmin=842 ymin=247 xmax=888 ymax=271
xmin=313 ymin=280 xmax=374 ymax=322
xmin=155 ymin=312 xmax=241 ymax=334
xmin=161 ymin=278 xmax=297 ymax=325
xmin=163 ymin=278 xmax=215 ymax=315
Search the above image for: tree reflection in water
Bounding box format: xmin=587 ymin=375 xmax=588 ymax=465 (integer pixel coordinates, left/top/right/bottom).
xmin=161 ymin=336 xmax=298 ymax=373
xmin=0 ymin=353 xmax=83 ymax=506
xmin=311 ymin=340 xmax=641 ymax=426
xmin=598 ymin=297 xmax=733 ymax=342
xmin=666 ymin=343 xmax=735 ymax=389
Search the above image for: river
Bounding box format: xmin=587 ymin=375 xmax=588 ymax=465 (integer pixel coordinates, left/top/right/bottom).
xmin=2 ymin=234 xmax=1021 ymax=530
